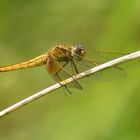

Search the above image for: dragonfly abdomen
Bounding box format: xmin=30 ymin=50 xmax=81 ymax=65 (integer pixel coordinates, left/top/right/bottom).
xmin=0 ymin=54 xmax=47 ymax=72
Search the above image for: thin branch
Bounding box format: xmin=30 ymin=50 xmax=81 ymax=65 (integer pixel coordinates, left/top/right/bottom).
xmin=0 ymin=50 xmax=140 ymax=118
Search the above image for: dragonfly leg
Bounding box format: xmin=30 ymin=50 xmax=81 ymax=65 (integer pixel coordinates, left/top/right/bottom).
xmin=56 ymin=61 xmax=73 ymax=94
xmin=56 ymin=73 xmax=72 ymax=95
xmin=71 ymin=60 xmax=79 ymax=74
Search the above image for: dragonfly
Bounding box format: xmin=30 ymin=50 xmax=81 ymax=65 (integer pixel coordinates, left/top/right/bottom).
xmin=0 ymin=44 xmax=125 ymax=94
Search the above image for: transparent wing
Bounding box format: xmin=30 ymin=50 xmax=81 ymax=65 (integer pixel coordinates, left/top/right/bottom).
xmin=73 ymin=55 xmax=127 ymax=81
xmin=46 ymin=55 xmax=83 ymax=89
xmin=87 ymin=48 xmax=125 ymax=63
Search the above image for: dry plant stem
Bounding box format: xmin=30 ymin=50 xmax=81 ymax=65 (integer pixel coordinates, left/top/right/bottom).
xmin=0 ymin=50 xmax=140 ymax=118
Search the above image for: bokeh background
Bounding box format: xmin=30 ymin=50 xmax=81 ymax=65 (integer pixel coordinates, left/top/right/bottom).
xmin=0 ymin=0 xmax=140 ymax=140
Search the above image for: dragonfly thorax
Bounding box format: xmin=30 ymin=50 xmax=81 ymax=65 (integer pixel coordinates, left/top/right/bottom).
xmin=71 ymin=45 xmax=86 ymax=61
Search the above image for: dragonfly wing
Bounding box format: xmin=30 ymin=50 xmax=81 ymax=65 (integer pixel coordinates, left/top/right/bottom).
xmin=87 ymin=48 xmax=126 ymax=63
xmin=55 ymin=65 xmax=83 ymax=89
xmin=73 ymin=57 xmax=127 ymax=81
xmin=46 ymin=55 xmax=83 ymax=89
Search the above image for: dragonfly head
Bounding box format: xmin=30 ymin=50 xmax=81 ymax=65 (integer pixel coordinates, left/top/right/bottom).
xmin=72 ymin=45 xmax=86 ymax=61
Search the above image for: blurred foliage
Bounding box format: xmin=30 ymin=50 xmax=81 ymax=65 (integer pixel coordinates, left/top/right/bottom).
xmin=0 ymin=0 xmax=140 ymax=140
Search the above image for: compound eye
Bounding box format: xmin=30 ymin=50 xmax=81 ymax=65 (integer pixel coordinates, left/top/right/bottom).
xmin=75 ymin=46 xmax=83 ymax=55
xmin=72 ymin=45 xmax=85 ymax=59
xmin=76 ymin=49 xmax=80 ymax=55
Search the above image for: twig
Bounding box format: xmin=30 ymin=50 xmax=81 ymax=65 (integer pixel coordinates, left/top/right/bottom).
xmin=0 ymin=50 xmax=140 ymax=118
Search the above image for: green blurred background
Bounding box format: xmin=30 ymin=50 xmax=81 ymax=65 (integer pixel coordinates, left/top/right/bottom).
xmin=0 ymin=0 xmax=140 ymax=140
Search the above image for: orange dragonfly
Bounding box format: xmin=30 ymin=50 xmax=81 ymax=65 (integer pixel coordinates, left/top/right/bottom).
xmin=0 ymin=44 xmax=125 ymax=94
